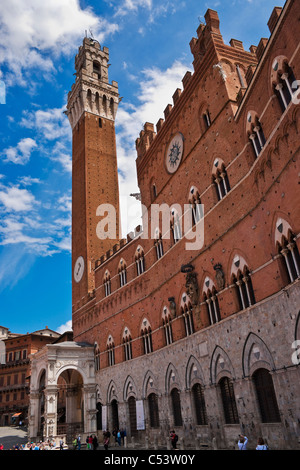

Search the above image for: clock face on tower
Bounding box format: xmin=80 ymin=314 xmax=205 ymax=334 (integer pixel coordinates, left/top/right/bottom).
xmin=165 ymin=133 xmax=184 ymax=173
xmin=74 ymin=256 xmax=84 ymax=283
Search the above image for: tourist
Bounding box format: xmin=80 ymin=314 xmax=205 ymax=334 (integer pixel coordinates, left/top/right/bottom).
xmin=170 ymin=430 xmax=178 ymax=449
xmin=256 ymin=437 xmax=268 ymax=450
xmin=237 ymin=435 xmax=248 ymax=450
xmin=92 ymin=434 xmax=98 ymax=450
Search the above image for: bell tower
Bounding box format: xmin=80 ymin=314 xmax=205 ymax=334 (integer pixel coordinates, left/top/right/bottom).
xmin=66 ymin=37 xmax=120 ymax=308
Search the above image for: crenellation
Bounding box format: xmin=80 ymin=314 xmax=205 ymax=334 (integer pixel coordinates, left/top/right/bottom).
xmin=268 ymin=6 xmax=283 ymax=34
xmin=229 ymin=39 xmax=244 ymax=51
xmin=256 ymin=37 xmax=269 ymax=62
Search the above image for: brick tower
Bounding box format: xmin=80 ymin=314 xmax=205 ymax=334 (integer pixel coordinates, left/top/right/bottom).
xmin=66 ymin=37 xmax=120 ymax=308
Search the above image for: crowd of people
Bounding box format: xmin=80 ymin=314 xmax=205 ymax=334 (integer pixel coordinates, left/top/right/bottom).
xmin=0 ymin=430 xmax=271 ymax=451
xmin=0 ymin=440 xmax=67 ymax=450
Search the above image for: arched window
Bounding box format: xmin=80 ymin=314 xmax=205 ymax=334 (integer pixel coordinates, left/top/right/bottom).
xmin=203 ymin=109 xmax=211 ymax=129
xmin=87 ymin=88 xmax=92 ymax=111
xmin=233 ymin=268 xmax=255 ymax=310
xmin=231 ymin=256 xmax=256 ymax=311
xmin=277 ymin=231 xmax=300 ymax=283
xmin=204 ymin=287 xmax=220 ymax=325
xmin=154 ymin=229 xmax=164 ymax=260
xmin=93 ymin=60 xmax=101 ymax=79
xmin=171 ymin=388 xmax=183 ymax=426
xmin=94 ymin=344 xmax=100 ymax=371
xmin=123 ymin=328 xmax=132 ymax=361
xmin=247 ymin=112 xmax=266 ymax=158
xmin=118 ymin=259 xmax=127 ymax=287
xmin=181 ymin=294 xmax=194 ymax=336
xmin=148 ymin=393 xmax=159 ymax=428
xmin=107 ymin=336 xmax=115 ymax=366
xmin=212 ymin=159 xmax=230 ymax=201
xmin=272 ymin=59 xmax=298 ymax=112
xmin=170 ymin=208 xmax=182 ymax=244
xmin=141 ymin=319 xmax=152 ymax=354
xmin=104 ymin=270 xmax=111 ymax=297
xmin=135 ymin=246 xmax=145 ymax=276
xmin=162 ymin=306 xmax=173 ymax=345
xmin=192 ymin=383 xmax=208 ymax=425
xmin=252 ymin=368 xmax=280 ymax=423
xmin=189 ymin=187 xmax=203 ymax=226
xmin=219 ymin=376 xmax=239 ymax=424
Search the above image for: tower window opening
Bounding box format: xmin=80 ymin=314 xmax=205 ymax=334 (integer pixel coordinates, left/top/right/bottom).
xmin=93 ymin=60 xmax=101 ymax=79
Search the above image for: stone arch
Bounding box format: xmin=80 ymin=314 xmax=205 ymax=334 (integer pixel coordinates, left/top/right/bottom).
xmin=142 ymin=370 xmax=159 ymax=399
xmin=165 ymin=362 xmax=182 ymax=394
xmin=242 ymin=332 xmax=276 ymax=378
xmin=185 ymin=355 xmax=205 ymax=390
xmin=107 ymin=380 xmax=119 ymax=403
xmin=210 ymin=345 xmax=235 ymax=385
xmin=123 ymin=375 xmax=137 ymax=401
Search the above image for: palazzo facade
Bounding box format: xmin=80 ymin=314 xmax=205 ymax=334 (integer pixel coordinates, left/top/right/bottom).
xmin=29 ymin=0 xmax=300 ymax=449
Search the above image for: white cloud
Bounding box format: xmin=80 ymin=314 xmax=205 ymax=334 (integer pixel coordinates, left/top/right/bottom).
xmin=2 ymin=138 xmax=37 ymax=165
xmin=0 ymin=0 xmax=119 ymax=85
xmin=56 ymin=319 xmax=72 ymax=334
xmin=21 ymin=105 xmax=72 ymax=173
xmin=114 ymin=0 xmax=152 ymax=16
xmin=0 ymin=185 xmax=36 ymax=212
xmin=115 ymin=59 xmax=191 ymax=235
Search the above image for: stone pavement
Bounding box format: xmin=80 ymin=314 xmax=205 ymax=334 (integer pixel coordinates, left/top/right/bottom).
xmin=0 ymin=426 xmax=28 ymax=450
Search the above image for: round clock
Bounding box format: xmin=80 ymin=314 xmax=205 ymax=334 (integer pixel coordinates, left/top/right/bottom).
xmin=165 ymin=133 xmax=184 ymax=173
xmin=74 ymin=256 xmax=84 ymax=283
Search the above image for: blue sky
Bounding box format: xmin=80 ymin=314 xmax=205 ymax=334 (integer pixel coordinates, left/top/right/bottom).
xmin=0 ymin=0 xmax=285 ymax=335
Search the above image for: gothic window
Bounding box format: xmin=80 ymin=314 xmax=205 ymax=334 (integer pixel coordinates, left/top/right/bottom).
xmin=141 ymin=319 xmax=153 ymax=354
xmin=247 ymin=112 xmax=266 ymax=158
xmin=252 ymin=368 xmax=280 ymax=423
xmin=219 ymin=376 xmax=239 ymax=424
xmin=162 ymin=306 xmax=173 ymax=345
xmin=212 ymin=159 xmax=230 ymax=201
xmin=107 ymin=336 xmax=115 ymax=366
xmin=204 ymin=288 xmax=221 ymax=325
xmin=181 ymin=295 xmax=194 ymax=336
xmin=104 ymin=270 xmax=111 ymax=297
xmin=171 ymin=208 xmax=182 ymax=244
xmin=272 ymin=59 xmax=298 ymax=112
xmin=94 ymin=344 xmax=100 ymax=371
xmin=189 ymin=187 xmax=203 ymax=226
xmin=236 ymin=64 xmax=246 ymax=88
xmin=154 ymin=229 xmax=164 ymax=260
xmin=93 ymin=60 xmax=101 ymax=79
xmin=118 ymin=259 xmax=127 ymax=287
xmin=123 ymin=328 xmax=132 ymax=361
xmin=102 ymin=94 xmax=107 ymax=115
xmin=203 ymin=109 xmax=211 ymax=129
xmin=278 ymin=232 xmax=300 ymax=283
xmin=171 ymin=388 xmax=183 ymax=426
xmin=148 ymin=393 xmax=159 ymax=428
xmin=135 ymin=246 xmax=145 ymax=276
xmin=233 ymin=268 xmax=255 ymax=311
xmin=87 ymin=89 xmax=92 ymax=111
xmin=192 ymin=383 xmax=208 ymax=425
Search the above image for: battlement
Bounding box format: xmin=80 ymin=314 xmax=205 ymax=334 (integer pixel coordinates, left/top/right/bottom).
xmin=135 ymin=6 xmax=283 ymax=162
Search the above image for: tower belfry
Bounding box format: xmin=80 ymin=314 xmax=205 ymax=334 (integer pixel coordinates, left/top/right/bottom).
xmin=66 ymin=38 xmax=121 ymax=308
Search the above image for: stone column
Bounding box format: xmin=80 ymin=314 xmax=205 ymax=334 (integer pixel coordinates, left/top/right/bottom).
xmin=83 ymin=384 xmax=97 ymax=434
xmin=28 ymin=391 xmax=41 ymax=440
xmin=44 ymin=385 xmax=58 ymax=438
